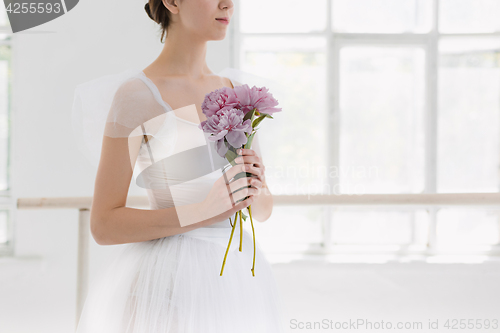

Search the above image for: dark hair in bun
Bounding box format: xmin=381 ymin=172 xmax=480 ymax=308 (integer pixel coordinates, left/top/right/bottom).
xmin=144 ymin=1 xmax=171 ymax=43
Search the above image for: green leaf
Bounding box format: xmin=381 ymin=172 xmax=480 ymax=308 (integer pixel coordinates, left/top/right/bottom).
xmin=252 ymin=114 xmax=268 ymax=128
xmin=243 ymin=108 xmax=256 ymax=122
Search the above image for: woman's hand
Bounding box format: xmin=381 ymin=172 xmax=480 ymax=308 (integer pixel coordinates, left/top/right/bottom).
xmin=235 ymin=147 xmax=273 ymax=223
xmin=233 ymin=148 xmax=266 ymax=195
xmin=200 ymin=156 xmax=260 ymax=225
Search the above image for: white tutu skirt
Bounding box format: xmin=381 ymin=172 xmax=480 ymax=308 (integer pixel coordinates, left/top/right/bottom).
xmin=76 ymin=226 xmax=287 ymax=333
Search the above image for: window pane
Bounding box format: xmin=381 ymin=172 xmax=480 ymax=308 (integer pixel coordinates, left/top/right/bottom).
xmin=0 ymin=210 xmax=9 ymax=244
xmin=332 ymin=0 xmax=433 ymax=33
xmin=0 ymin=39 xmax=9 ymax=191
xmin=339 ymin=46 xmax=426 ymax=194
xmin=437 ymin=208 xmax=500 ymax=246
xmin=251 ymin=205 xmax=324 ymax=253
xmin=437 ymin=37 xmax=500 ymax=192
xmin=240 ymin=0 xmax=327 ymax=33
xmin=439 ymin=0 xmax=500 ymax=33
xmin=330 ymin=209 xmax=429 ymax=245
xmin=241 ymin=37 xmax=328 ymax=195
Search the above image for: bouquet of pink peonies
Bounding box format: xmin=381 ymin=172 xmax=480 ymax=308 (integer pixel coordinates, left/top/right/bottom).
xmin=198 ymin=82 xmax=281 ymax=276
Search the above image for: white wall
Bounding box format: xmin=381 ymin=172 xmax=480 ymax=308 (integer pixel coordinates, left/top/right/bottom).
xmin=2 ymin=0 xmax=500 ymax=332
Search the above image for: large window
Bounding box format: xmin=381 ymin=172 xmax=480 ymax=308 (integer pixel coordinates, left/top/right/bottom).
xmin=235 ymin=0 xmax=500 ymax=261
xmin=0 ymin=5 xmax=12 ymax=256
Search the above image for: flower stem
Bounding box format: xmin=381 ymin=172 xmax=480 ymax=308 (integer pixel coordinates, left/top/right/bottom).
xmin=248 ymin=205 xmax=256 ymax=276
xmin=239 ymin=210 xmax=243 ymax=251
xmin=220 ymin=211 xmax=238 ymax=276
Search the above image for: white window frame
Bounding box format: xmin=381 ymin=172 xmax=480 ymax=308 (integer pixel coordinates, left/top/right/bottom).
xmin=231 ymin=0 xmax=500 ymax=257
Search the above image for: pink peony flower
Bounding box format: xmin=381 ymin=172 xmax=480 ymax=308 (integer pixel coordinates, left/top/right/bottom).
xmin=199 ymin=81 xmax=282 ymax=158
xmin=198 ymin=108 xmax=252 ymax=157
xmin=233 ymin=84 xmax=282 ymax=115
xmin=201 ymin=86 xmax=239 ymax=118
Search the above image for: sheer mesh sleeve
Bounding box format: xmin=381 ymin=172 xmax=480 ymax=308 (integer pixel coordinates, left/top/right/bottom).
xmin=71 ymin=69 xmax=175 ymax=168
xmin=104 ymin=77 xmax=167 ymax=139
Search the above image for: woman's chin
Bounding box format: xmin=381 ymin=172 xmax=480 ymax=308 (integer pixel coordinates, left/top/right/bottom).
xmin=210 ymin=32 xmax=227 ymax=41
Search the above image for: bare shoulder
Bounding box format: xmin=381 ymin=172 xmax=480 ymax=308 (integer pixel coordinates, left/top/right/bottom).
xmin=211 ymin=74 xmax=234 ymax=88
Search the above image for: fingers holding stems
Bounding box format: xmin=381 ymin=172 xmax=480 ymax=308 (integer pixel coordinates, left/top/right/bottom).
xmin=220 ymin=148 xmax=263 ymax=276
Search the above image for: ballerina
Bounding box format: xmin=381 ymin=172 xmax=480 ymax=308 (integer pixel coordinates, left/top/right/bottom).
xmin=72 ymin=0 xmax=287 ymax=332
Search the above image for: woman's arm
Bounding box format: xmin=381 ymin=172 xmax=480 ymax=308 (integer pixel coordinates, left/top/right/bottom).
xmin=90 ymin=134 xmax=214 ymax=246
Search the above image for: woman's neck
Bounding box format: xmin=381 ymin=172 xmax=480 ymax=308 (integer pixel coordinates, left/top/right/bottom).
xmin=151 ymin=34 xmax=212 ymax=79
